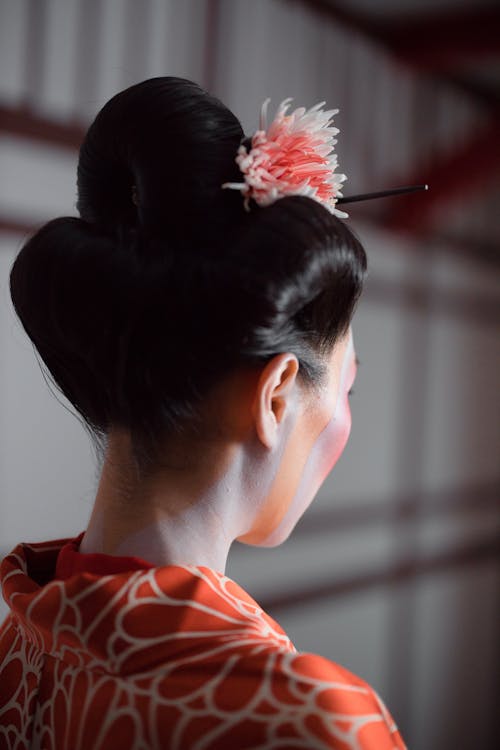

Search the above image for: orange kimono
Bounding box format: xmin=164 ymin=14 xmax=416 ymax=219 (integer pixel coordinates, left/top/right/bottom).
xmin=0 ymin=533 xmax=407 ymax=749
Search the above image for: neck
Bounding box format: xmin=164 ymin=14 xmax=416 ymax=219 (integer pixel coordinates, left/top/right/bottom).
xmin=80 ymin=429 xmax=271 ymax=574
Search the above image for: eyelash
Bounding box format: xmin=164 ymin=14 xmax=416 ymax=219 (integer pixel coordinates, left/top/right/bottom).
xmin=347 ymin=356 xmax=361 ymax=396
xmin=348 ymin=357 xmax=360 ymax=398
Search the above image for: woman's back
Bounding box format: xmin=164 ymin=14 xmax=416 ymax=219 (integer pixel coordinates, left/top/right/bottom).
xmin=1 ymin=534 xmax=405 ymax=749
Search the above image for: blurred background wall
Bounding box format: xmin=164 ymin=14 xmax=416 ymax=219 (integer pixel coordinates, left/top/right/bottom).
xmin=0 ymin=1 xmax=499 ymax=748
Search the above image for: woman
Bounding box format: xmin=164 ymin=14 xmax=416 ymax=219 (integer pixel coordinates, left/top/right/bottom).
xmin=0 ymin=77 xmax=407 ymax=749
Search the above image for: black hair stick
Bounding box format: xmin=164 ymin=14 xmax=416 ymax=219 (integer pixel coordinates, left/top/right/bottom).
xmin=337 ymin=184 xmax=428 ymax=205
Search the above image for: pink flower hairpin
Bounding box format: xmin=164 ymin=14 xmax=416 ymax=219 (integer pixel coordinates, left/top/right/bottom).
xmin=222 ymin=96 xmax=429 ymax=217
xmin=222 ymin=97 xmax=349 ymax=218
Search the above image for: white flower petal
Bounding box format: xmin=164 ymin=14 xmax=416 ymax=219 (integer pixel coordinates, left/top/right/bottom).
xmin=259 ymin=98 xmax=271 ymax=131
xmin=307 ymin=101 xmax=327 ymax=113
xmin=221 ymin=182 xmax=247 ymax=190
xmin=332 ymin=207 xmax=349 ymax=218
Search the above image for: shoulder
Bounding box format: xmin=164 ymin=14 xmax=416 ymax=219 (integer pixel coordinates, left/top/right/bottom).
xmin=153 ymin=645 xmax=407 ymax=749
xmin=235 ymin=648 xmax=408 ymax=749
xmin=260 ymin=648 xmax=380 ymax=704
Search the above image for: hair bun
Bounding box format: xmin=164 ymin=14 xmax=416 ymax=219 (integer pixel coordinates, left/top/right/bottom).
xmin=76 ymin=76 xmax=246 ymax=250
xmin=9 ymin=216 xmax=140 ymax=426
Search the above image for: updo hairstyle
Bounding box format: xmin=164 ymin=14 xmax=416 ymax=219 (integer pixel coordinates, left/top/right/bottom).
xmin=9 ymin=77 xmax=367 ymax=476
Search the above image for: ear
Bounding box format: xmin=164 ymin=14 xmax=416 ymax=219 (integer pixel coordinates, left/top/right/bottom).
xmin=253 ymin=353 xmax=300 ymax=450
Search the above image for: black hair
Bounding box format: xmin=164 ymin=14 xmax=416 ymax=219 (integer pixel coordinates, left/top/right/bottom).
xmin=9 ymin=76 xmax=367 ymax=475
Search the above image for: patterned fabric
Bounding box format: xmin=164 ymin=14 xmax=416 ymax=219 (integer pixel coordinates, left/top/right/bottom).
xmin=0 ymin=535 xmax=407 ymax=749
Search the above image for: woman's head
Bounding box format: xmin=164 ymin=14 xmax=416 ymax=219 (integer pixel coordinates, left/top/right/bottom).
xmin=9 ymin=77 xmax=367 ymax=536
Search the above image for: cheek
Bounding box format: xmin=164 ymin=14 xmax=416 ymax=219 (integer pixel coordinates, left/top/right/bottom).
xmin=313 ymin=391 xmax=352 ymax=485
xmin=255 ymin=393 xmax=352 ymax=547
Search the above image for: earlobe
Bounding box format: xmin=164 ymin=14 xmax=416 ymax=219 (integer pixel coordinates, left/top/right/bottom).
xmin=253 ymin=353 xmax=300 ymax=450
